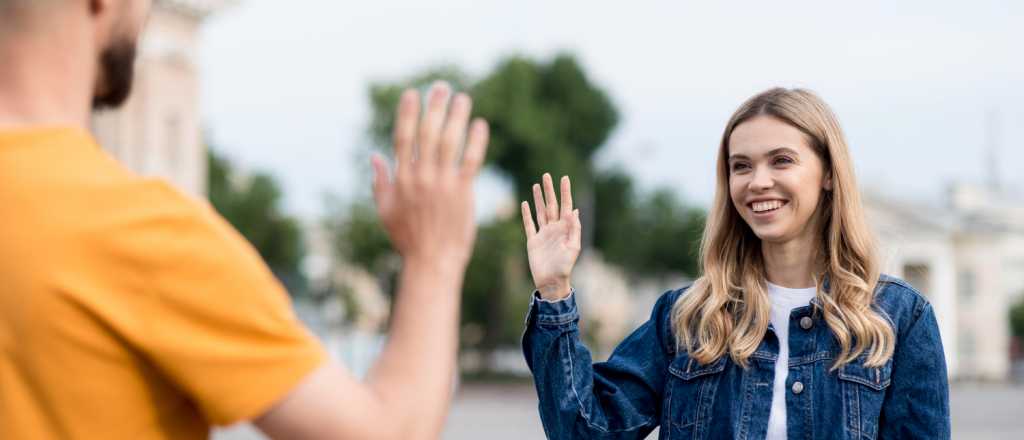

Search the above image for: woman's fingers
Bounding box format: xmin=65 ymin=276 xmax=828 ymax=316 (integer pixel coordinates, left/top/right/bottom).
xmin=542 ymin=173 xmax=559 ymax=222
xmin=532 ymin=183 xmax=547 ymax=227
xmin=521 ymin=201 xmax=536 ymax=240
xmin=559 ymin=176 xmax=573 ymax=220
xmin=530 ymin=173 xmax=577 ymax=230
xmin=569 ymin=209 xmax=582 ymax=247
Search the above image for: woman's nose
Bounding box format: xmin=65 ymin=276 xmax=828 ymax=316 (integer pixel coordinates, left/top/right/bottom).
xmin=749 ymin=165 xmax=774 ymax=191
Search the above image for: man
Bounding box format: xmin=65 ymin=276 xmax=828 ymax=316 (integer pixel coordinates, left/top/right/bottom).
xmin=0 ymin=1 xmax=489 ymax=439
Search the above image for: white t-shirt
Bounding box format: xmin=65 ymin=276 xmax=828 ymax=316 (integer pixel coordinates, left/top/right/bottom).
xmin=765 ymin=281 xmax=817 ymax=440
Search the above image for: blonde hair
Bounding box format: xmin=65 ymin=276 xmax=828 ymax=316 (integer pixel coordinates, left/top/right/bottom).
xmin=671 ymin=88 xmax=894 ymax=370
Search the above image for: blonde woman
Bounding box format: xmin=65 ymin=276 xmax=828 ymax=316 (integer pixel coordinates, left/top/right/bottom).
xmin=521 ymin=88 xmax=950 ymax=439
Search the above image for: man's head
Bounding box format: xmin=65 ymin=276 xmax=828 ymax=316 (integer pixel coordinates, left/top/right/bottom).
xmin=0 ymin=0 xmax=152 ymax=110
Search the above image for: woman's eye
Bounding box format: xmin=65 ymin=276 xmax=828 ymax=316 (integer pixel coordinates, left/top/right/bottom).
xmin=773 ymin=156 xmax=794 ymax=165
xmin=731 ymin=163 xmax=750 ymax=172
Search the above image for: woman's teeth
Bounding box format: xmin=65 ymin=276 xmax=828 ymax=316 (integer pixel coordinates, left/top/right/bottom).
xmin=752 ymin=200 xmax=785 ymax=212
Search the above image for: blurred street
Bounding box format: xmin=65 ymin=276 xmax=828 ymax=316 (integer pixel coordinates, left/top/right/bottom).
xmin=215 ymin=382 xmax=1024 ymax=439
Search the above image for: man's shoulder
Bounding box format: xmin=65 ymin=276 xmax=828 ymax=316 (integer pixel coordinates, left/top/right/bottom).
xmin=74 ymin=175 xmax=252 ymax=276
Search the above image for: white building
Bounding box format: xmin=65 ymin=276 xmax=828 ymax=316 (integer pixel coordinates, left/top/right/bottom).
xmin=867 ymin=183 xmax=1024 ymax=381
xmin=91 ymin=0 xmax=231 ymax=197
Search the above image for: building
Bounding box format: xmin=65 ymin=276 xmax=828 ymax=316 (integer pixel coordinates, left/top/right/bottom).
xmin=866 ymin=183 xmax=1024 ymax=380
xmin=91 ymin=0 xmax=231 ymax=197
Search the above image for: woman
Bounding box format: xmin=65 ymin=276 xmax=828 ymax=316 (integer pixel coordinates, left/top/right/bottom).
xmin=520 ymin=88 xmax=950 ymax=439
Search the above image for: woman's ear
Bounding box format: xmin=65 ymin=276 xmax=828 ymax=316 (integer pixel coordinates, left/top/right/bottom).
xmin=823 ymin=173 xmax=833 ymax=191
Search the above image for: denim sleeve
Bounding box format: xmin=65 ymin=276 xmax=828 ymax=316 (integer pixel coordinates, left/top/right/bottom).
xmin=878 ymin=301 xmax=951 ymax=439
xmin=522 ymin=289 xmax=679 ymax=440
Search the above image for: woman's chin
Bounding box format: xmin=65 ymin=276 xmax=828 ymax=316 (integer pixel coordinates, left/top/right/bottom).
xmin=750 ymin=227 xmax=788 ymax=243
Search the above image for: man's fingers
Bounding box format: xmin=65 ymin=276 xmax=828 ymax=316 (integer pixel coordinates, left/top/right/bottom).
xmin=460 ymin=119 xmax=489 ymax=178
xmin=439 ymin=93 xmax=471 ymax=169
xmin=371 ymin=153 xmax=390 ymax=188
xmin=371 ymin=154 xmax=392 ymax=208
xmin=532 ymin=183 xmax=548 ymax=227
xmin=392 ymin=89 xmax=419 ymax=179
xmin=416 ymin=82 xmax=451 ymax=175
xmin=542 ymin=173 xmax=559 ymax=222
xmin=521 ymin=201 xmax=536 ymax=240
xmin=559 ymin=176 xmax=573 ymax=220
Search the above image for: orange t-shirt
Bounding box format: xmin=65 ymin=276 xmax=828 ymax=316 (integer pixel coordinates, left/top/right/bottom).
xmin=0 ymin=127 xmax=326 ymax=439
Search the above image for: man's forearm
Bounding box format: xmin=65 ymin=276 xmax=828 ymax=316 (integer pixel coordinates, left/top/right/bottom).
xmin=365 ymin=259 xmax=464 ymax=438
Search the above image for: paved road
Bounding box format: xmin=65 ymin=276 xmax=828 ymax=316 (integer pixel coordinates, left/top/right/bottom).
xmin=215 ymin=382 xmax=1024 ymax=439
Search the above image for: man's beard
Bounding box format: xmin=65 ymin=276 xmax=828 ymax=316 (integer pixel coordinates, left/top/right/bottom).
xmin=92 ymin=38 xmax=137 ymax=111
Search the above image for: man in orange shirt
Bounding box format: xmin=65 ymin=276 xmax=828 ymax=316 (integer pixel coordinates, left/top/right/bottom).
xmin=0 ymin=1 xmax=489 ymax=439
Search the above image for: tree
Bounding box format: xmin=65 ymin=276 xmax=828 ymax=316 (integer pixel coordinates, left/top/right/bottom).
xmin=360 ymin=54 xmax=620 ymax=361
xmin=1011 ymin=295 xmax=1024 ymax=342
xmin=207 ymin=148 xmax=307 ymax=295
xmin=471 ymin=54 xmax=618 ymax=203
xmin=592 ymin=169 xmax=704 ymax=279
xmin=327 ymin=199 xmax=394 ymax=280
xmin=339 ymin=53 xmax=705 ymax=368
xmin=461 ymin=218 xmax=532 ymax=354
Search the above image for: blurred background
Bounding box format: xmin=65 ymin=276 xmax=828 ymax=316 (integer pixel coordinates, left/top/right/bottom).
xmin=90 ymin=0 xmax=1023 ymax=438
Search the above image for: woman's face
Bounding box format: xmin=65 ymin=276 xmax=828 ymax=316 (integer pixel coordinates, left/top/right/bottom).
xmin=727 ymin=115 xmax=831 ymax=245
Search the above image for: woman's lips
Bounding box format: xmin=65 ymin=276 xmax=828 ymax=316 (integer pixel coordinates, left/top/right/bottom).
xmin=748 ymin=200 xmax=788 ymax=220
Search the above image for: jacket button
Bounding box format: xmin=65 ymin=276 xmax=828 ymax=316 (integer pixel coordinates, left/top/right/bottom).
xmin=800 ymin=316 xmax=813 ymax=330
xmin=792 ymin=381 xmax=804 ymax=394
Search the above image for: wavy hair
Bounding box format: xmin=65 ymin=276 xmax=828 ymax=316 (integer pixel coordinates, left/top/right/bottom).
xmin=671 ymin=88 xmax=895 ymax=369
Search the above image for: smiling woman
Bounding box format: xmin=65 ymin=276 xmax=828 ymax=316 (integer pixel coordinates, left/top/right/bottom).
xmin=521 ymin=88 xmax=951 ymax=439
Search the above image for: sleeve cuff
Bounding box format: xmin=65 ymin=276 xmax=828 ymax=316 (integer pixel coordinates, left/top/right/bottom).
xmin=525 ymin=289 xmax=579 ymax=326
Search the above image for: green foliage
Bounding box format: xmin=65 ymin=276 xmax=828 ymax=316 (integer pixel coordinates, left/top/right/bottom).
xmin=471 ymin=54 xmax=618 ymax=202
xmin=462 ymin=217 xmax=532 ymax=350
xmin=591 ymin=168 xmax=636 ymax=265
xmin=207 ymin=148 xmax=306 ymax=294
xmin=593 ymin=169 xmax=704 ymax=278
xmin=633 ymin=189 xmax=705 ymax=277
xmin=327 ymin=198 xmax=395 ymax=279
xmin=1011 ymin=295 xmax=1024 ymax=341
xmin=337 ymin=52 xmax=705 ymax=362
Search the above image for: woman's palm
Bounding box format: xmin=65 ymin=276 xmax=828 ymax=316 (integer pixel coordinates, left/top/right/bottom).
xmin=521 ymin=174 xmax=581 ymax=300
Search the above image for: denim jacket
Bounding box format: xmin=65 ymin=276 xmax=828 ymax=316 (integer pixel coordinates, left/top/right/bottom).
xmin=522 ymin=275 xmax=950 ymax=439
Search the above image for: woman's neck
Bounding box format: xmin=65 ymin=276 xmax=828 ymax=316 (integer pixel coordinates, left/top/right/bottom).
xmin=762 ymin=234 xmax=819 ymax=289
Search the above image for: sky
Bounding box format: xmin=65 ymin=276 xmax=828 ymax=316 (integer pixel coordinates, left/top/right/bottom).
xmin=198 ymin=0 xmax=1024 ymax=220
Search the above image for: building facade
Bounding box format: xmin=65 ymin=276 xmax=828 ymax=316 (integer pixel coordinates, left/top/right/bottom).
xmin=867 ymin=184 xmax=1024 ymax=380
xmin=91 ymin=0 xmax=230 ymax=197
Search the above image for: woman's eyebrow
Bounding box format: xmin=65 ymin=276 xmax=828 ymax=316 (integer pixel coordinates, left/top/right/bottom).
xmin=728 ymin=146 xmax=799 ymax=161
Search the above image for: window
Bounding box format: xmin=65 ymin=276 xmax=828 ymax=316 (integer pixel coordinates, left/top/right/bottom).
xmin=903 ymin=263 xmax=931 ymax=298
xmin=959 ymin=329 xmax=976 ymax=358
xmin=958 ymin=269 xmax=976 ymax=301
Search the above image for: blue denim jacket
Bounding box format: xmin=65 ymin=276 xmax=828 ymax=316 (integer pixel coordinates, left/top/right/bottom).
xmin=522 ymin=275 xmax=950 ymax=439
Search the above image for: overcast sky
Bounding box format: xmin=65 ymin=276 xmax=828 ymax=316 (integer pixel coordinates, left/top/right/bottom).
xmin=198 ymin=0 xmax=1023 ymax=219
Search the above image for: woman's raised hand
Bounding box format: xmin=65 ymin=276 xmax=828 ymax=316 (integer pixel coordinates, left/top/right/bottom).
xmin=521 ymin=173 xmax=582 ymax=301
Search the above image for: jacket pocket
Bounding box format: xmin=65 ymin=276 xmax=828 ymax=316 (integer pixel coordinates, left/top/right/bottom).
xmin=837 ymin=357 xmax=893 ymax=439
xmin=665 ymin=354 xmax=727 ymax=431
